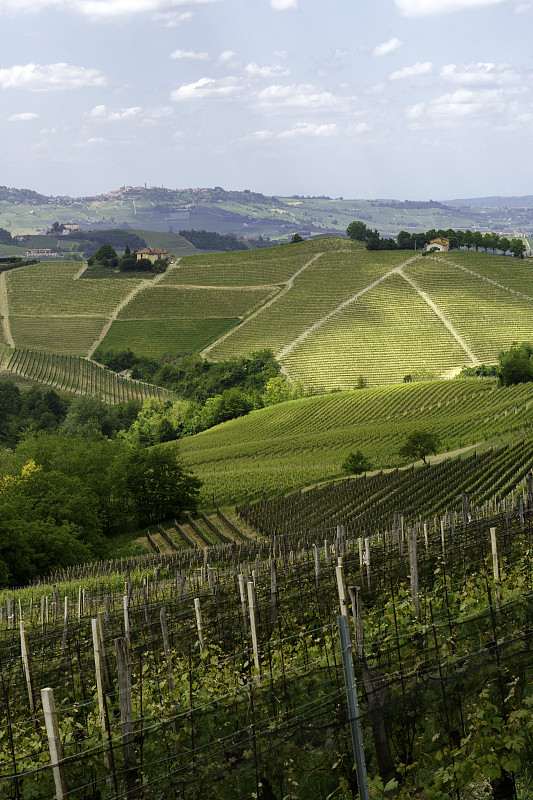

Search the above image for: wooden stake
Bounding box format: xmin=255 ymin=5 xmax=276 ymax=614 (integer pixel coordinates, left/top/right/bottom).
xmin=19 ymin=621 xmax=36 ymax=719
xmin=238 ymin=574 xmax=248 ymax=634
xmin=490 ymin=527 xmax=500 ymax=582
xmin=407 ymin=529 xmax=420 ymax=617
xmin=194 ymin=597 xmax=204 ymax=650
xmin=123 ymin=595 xmax=130 ymax=642
xmin=247 ymin=580 xmax=261 ymax=674
xmin=114 ymin=637 xmax=140 ymax=797
xmin=41 ymin=688 xmax=68 ymax=800
xmin=159 ymin=607 xmax=175 ymax=691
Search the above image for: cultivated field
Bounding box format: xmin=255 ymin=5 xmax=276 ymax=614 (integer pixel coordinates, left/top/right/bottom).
xmin=4 ymin=244 xmax=533 ymax=389
xmin=173 ymin=378 xmax=533 ymax=505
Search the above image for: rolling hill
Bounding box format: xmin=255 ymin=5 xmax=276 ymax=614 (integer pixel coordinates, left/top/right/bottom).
xmin=1 ymin=240 xmax=533 ymax=392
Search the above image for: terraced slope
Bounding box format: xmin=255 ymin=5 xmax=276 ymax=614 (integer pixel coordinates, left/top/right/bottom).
xmin=173 ymin=378 xmax=533 ymax=505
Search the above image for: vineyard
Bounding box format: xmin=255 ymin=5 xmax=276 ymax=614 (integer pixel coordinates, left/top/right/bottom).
xmin=2 ymin=245 xmax=533 ymax=389
xmin=0 ymin=485 xmax=532 ymax=799
xmin=175 ymin=377 xmax=533 ymax=505
xmin=3 ymin=349 xmax=167 ymax=403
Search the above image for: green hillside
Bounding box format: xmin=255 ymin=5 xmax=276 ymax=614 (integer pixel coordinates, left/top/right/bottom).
xmin=3 ymin=242 xmax=533 ymax=386
xmin=172 ymin=378 xmax=533 ymax=505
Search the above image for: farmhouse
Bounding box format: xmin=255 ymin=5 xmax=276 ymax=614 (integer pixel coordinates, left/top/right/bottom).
xmin=24 ymin=248 xmax=59 ymax=258
xmin=425 ymin=237 xmax=450 ymax=252
xmin=136 ymin=248 xmax=171 ymax=263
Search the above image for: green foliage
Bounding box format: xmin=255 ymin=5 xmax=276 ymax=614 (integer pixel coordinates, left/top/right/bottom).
xmin=0 ymin=226 xmax=13 ymax=245
xmin=346 ymin=220 xmax=372 ymax=242
xmin=92 ymin=244 xmax=118 ymax=267
xmin=0 ymin=380 xmax=69 ymax=447
xmin=0 ymin=432 xmax=201 ymax=584
xmin=398 ymin=429 xmax=441 ymax=464
xmin=179 ymin=229 xmax=249 ymax=251
xmin=341 ymin=449 xmax=372 ymax=474
xmin=291 ymin=233 xmax=304 ymax=243
xmin=261 ymin=375 xmax=304 ymax=406
xmin=498 ymin=342 xmax=533 ymax=386
xmin=95 ymin=348 xmax=280 ymax=403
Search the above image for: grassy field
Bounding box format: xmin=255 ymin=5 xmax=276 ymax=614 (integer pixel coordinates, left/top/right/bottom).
xmin=99 ymin=318 xmax=240 ymax=358
xmin=171 ymin=377 xmax=533 ymax=505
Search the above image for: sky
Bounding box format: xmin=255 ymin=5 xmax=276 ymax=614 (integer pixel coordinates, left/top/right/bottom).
xmin=1 ymin=0 xmax=532 ymax=200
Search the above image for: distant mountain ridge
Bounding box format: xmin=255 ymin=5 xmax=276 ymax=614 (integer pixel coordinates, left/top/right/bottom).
xmin=1 ymin=184 xmax=532 ymax=238
xmin=446 ymin=195 xmax=533 ymax=208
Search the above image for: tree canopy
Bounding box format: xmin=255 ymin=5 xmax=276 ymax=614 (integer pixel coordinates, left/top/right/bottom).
xmin=398 ymin=430 xmax=441 ymax=464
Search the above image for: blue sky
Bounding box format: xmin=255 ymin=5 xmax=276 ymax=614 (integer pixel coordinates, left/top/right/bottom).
xmin=1 ymin=0 xmax=532 ymax=199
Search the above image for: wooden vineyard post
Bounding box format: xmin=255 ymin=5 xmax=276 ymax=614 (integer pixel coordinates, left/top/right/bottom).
xmin=194 ymin=597 xmax=204 ymax=650
xmin=159 ymin=607 xmax=175 ymax=691
xmin=358 ymin=537 xmax=363 ymax=575
xmin=114 ymin=637 xmax=140 ymax=798
xmin=336 ymin=563 xmax=351 ymax=641
xmin=247 ymin=580 xmax=261 ymax=675
xmin=490 ymin=527 xmax=500 ymax=582
xmin=92 ymin=619 xmax=114 ymax=787
xmin=238 ymin=574 xmax=248 ymax=634
xmin=20 ymin=621 xmax=36 ymax=721
xmin=440 ymin=519 xmax=445 ymax=557
xmin=324 ymin=539 xmax=331 ymax=567
xmin=462 ymin=491 xmax=470 ymax=531
xmin=61 ymin=597 xmax=69 ymax=651
xmin=364 ymin=537 xmax=371 ymax=590
xmin=270 ymin=559 xmax=277 ymax=626
xmin=348 ymin=585 xmax=364 ymax=659
xmin=77 ymin=586 xmax=83 ymax=622
xmin=313 ymin=545 xmax=321 ymax=588
xmin=407 ymin=529 xmax=421 ymax=617
xmin=123 ymin=595 xmax=130 ymax=642
xmin=41 ymin=688 xmax=68 ymax=800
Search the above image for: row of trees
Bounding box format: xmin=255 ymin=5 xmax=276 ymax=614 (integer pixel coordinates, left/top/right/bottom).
xmin=460 ymin=342 xmax=533 ymax=386
xmin=346 ymin=220 xmax=528 ymax=257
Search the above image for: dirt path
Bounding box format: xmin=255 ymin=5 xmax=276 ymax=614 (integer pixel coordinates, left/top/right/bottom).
xmin=276 ymin=254 xmax=421 ymax=360
xmin=200 ymin=252 xmax=324 ymax=358
xmin=0 ymin=273 xmax=14 ymax=348
xmin=397 ymin=267 xmax=480 ymax=366
xmin=86 ymin=270 xmax=168 ymax=358
xmin=72 ymin=262 xmax=88 ymax=280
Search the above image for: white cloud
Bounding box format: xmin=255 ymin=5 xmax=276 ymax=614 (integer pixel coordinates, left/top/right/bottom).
xmin=373 ymin=37 xmax=402 ymax=56
xmin=86 ymin=136 xmax=106 ymax=143
xmin=394 ymin=0 xmax=506 ymax=15
xmin=0 ymin=0 xmax=216 ymax=18
xmin=7 ymin=111 xmax=39 ymax=121
xmin=89 ymin=104 xmax=142 ymax=120
xmin=245 ymin=62 xmax=290 ymax=78
xmin=170 ymin=76 xmax=240 ymax=100
xmin=170 ymin=48 xmax=210 ymax=60
xmin=406 ymin=102 xmax=425 ymax=118
xmin=154 ymin=10 xmax=193 ymax=25
xmin=0 ymin=62 xmax=106 ymax=91
xmin=277 ymin=122 xmax=338 ymax=138
xmin=351 ymin=121 xmax=370 ymax=133
xmin=440 ymin=62 xmax=520 ymax=86
xmin=270 ymin=0 xmax=298 ymax=9
xmin=430 ymin=87 xmax=503 ymax=115
xmin=255 ymin=83 xmax=354 ymax=110
xmin=389 ymin=61 xmax=433 ymax=80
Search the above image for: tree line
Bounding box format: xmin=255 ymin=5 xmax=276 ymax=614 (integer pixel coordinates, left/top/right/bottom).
xmin=346 ymin=220 xmax=527 ymax=257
